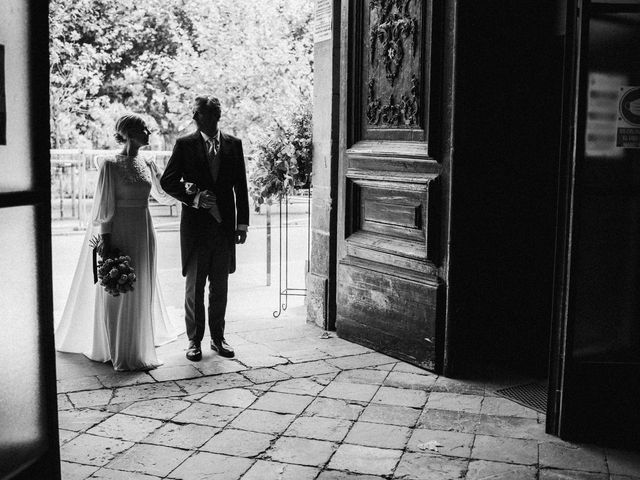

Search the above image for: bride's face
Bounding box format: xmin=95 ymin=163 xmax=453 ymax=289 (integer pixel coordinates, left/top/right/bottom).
xmin=128 ymin=123 xmax=151 ymax=146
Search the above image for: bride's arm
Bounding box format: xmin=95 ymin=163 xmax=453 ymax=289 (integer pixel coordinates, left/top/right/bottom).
xmin=91 ymin=160 xmax=116 ymax=255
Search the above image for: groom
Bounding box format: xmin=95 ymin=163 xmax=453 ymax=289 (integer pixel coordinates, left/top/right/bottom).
xmin=160 ymin=96 xmax=249 ymax=361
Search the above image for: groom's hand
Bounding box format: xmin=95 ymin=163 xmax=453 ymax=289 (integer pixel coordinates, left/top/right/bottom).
xmin=198 ymin=190 xmax=217 ymax=209
xmin=235 ymin=230 xmax=247 ymax=244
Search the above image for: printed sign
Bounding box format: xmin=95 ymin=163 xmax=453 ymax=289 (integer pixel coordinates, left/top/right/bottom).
xmin=586 ymin=72 xmax=625 ymax=158
xmin=314 ymin=0 xmax=332 ymax=43
xmin=616 ymin=86 xmax=640 ymax=148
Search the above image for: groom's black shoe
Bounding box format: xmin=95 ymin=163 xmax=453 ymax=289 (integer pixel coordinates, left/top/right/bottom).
xmin=186 ymin=341 xmax=202 ymax=361
xmin=211 ymin=338 xmax=234 ymax=358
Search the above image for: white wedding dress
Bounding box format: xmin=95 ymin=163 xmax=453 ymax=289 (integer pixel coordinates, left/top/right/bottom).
xmin=55 ymin=155 xmax=182 ymax=371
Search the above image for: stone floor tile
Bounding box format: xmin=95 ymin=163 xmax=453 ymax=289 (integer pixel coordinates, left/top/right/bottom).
xmin=472 ymin=434 xmax=538 ymax=465
xmin=282 ymin=348 xmax=332 ymax=363
xmin=325 ymin=352 xmax=397 ymax=370
xmin=175 ymin=372 xmax=252 ymax=395
xmin=327 ymin=444 xmax=402 ymax=476
xmin=58 ymin=409 xmax=113 ymax=432
xmin=229 ymin=408 xmax=296 ymax=434
xmin=106 ymin=443 xmax=192 ymax=477
xmin=431 ymin=376 xmax=486 ymax=395
xmin=59 ymin=429 xmax=78 ymax=446
xmin=241 ymin=460 xmax=319 ymax=480
xmin=274 ymin=360 xmax=340 ymax=378
xmin=318 ymin=342 xmax=375 ymax=357
xmin=58 ymin=375 xmax=104 ymax=393
xmin=271 ymin=377 xmax=329 ymax=396
xmin=480 ymin=396 xmax=539 ymax=418
xmin=393 ymin=362 xmax=434 ymax=376
xmin=142 ymin=422 xmax=218 ymax=450
xmin=466 ymin=459 xmax=537 ymax=479
xmin=333 ymin=368 xmax=389 ymax=385
xmin=172 ymin=402 xmax=243 ymax=427
xmin=304 ymin=397 xmax=365 ymax=421
xmin=199 ymin=387 xmax=258 ymax=408
xmin=194 ymin=359 xmax=246 ymax=375
xmin=426 ymin=392 xmax=483 ymax=413
xmin=237 ymin=353 xmax=290 ymax=368
xmin=147 ymin=365 xmax=202 ymax=382
xmin=319 ymin=381 xmax=379 ymax=402
xmin=67 ymin=389 xmax=113 ymax=408
xmin=60 ymin=461 xmax=99 ymax=480
xmin=417 ymin=408 xmax=482 ymax=433
xmin=406 ymin=428 xmax=474 ymax=458
xmin=317 ymin=471 xmax=387 ymax=480
xmin=60 ymin=434 xmax=133 ymax=466
xmin=372 ymin=363 xmax=395 ymax=371
xmin=88 ymin=468 xmax=161 ymax=479
xmin=393 ymin=451 xmax=467 ymax=480
xmin=359 ymin=404 xmax=421 ymax=427
xmin=97 ymin=372 xmax=155 ymax=389
xmin=110 ymin=382 xmax=184 ymax=404
xmin=611 ymin=476 xmax=640 ymax=480
xmin=58 ymin=394 xmax=74 ymax=411
xmin=383 ymin=371 xmax=437 ymax=390
xmin=539 ymin=469 xmax=608 ymax=479
xmin=284 ymin=415 xmax=353 ymax=442
xmin=344 ymin=421 xmax=411 ymax=450
xmin=267 ymin=436 xmax=337 ymax=467
xmin=201 ymin=428 xmax=275 ymax=457
xmin=87 ymin=413 xmax=163 ymax=442
xmin=607 ymin=448 xmax=640 ymax=477
xmin=539 ymin=441 xmax=607 ymax=473
xmin=241 ymin=367 xmax=291 ymax=384
xmin=119 ymin=398 xmax=191 ymax=420
xmin=371 ymin=386 xmax=427 ymax=408
xmin=251 ymin=391 xmax=314 ymax=414
xmin=475 ymin=414 xmax=552 ymax=441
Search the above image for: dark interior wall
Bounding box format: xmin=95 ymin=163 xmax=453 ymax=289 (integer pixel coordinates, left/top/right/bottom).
xmin=448 ymin=2 xmax=564 ymax=376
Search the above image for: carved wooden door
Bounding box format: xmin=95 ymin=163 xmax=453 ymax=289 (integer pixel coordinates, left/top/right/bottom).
xmin=336 ymin=0 xmax=444 ymax=370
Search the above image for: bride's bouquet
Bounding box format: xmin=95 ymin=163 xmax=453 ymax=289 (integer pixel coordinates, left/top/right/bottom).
xmin=90 ymin=236 xmax=136 ymax=297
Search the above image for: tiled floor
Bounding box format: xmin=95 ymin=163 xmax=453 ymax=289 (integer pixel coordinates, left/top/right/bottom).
xmin=57 ymin=311 xmax=640 ymax=480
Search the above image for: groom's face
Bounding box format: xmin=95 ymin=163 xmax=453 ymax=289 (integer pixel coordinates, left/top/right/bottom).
xmin=194 ymin=108 xmax=220 ymax=135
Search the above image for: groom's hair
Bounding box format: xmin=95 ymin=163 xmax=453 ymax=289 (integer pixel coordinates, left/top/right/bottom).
xmin=193 ymin=96 xmax=221 ymax=120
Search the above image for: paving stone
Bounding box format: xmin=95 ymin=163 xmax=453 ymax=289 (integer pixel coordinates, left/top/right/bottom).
xmin=67 ymin=389 xmax=113 ymax=408
xmin=285 ymin=416 xmax=353 ymax=441
xmin=417 ymin=409 xmax=482 ymax=433
xmin=275 ymin=360 xmax=340 ymax=378
xmin=333 ymin=368 xmax=389 ymax=385
xmin=106 ymin=443 xmax=192 ymax=477
xmin=393 ymin=363 xmax=434 ymax=376
xmin=466 ymin=460 xmax=537 ymax=479
xmin=327 ymin=444 xmax=402 ymax=476
xmin=539 ymin=469 xmax=608 ymax=479
xmin=60 ymin=461 xmax=99 ymax=480
xmin=175 ymin=373 xmax=252 ymax=395
xmin=142 ymin=422 xmax=218 ymax=449
xmin=251 ymin=391 xmax=314 ymax=414
xmin=475 ymin=414 xmax=553 ymax=440
xmin=241 ymin=460 xmax=319 ymax=480
xmin=383 ymin=371 xmax=437 ymax=390
xmin=607 ymin=448 xmax=640 ymax=477
xmin=344 ymin=421 xmax=411 ymax=450
xmin=267 ymin=436 xmax=337 ymax=467
xmin=271 ymin=377 xmax=331 ymax=396
xmin=59 ymin=429 xmax=78 ymax=446
xmin=393 ymin=451 xmax=467 ymax=480
xmin=119 ymin=398 xmax=191 ymax=420
xmin=472 ymin=434 xmax=538 ymax=465
xmin=371 ymin=386 xmax=427 ymax=408
xmin=426 ymin=392 xmax=483 ymax=413
xmin=230 ymin=409 xmax=296 ymax=435
xmin=97 ymin=372 xmax=155 ymax=388
xmin=237 ymin=353 xmax=290 ymax=368
xmin=480 ymin=396 xmax=539 ymax=418
xmin=89 ymin=468 xmax=161 ymax=479
xmin=283 ymin=348 xmax=332 ymax=363
xmin=198 ymin=387 xmax=258 ymax=408
xmin=148 ymin=365 xmax=202 ymax=382
xmin=359 ymin=404 xmax=421 ymax=427
xmin=406 ymin=428 xmax=474 ymax=458
xmin=195 ymin=360 xmax=246 ymax=376
xmin=172 ymin=402 xmax=243 ymax=427
xmin=317 ymin=471 xmax=387 ymax=480
xmin=87 ymin=413 xmax=163 ymax=442
xmin=58 ymin=375 xmax=104 ymax=393
xmin=325 ymin=352 xmax=397 ymax=370
xmin=431 ymin=376 xmax=486 ymax=395
xmin=610 ymin=475 xmax=640 ymax=480
xmin=58 ymin=393 xmax=74 ymax=411
xmin=58 ymin=409 xmax=113 ymax=432
xmin=318 ymin=342 xmax=374 ymax=357
xmin=540 ymin=441 xmax=608 ymax=473
xmin=242 ymin=367 xmax=291 ymax=384
xmin=201 ymin=428 xmax=275 ymax=457
xmin=319 ymin=381 xmax=379 ymax=402
xmin=111 ymin=382 xmax=184 ymax=404
xmin=60 ymin=434 xmax=133 ymax=466
xmin=304 ymin=397 xmax=365 ymax=421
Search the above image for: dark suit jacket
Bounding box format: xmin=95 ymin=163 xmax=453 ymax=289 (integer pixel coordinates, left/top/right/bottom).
xmin=160 ymin=130 xmax=250 ymax=276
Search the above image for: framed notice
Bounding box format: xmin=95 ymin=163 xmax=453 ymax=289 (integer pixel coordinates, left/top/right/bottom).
xmin=0 ymin=45 xmax=6 ymax=145
xmin=314 ymin=0 xmax=332 ymax=43
xmin=617 ymin=86 xmax=640 ymax=148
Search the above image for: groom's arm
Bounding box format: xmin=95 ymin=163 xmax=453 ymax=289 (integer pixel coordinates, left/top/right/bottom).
xmin=160 ymin=139 xmax=197 ymax=206
xmin=234 ymin=139 xmax=250 ymax=228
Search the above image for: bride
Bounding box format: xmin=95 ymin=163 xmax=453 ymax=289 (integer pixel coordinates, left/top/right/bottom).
xmin=55 ymin=114 xmax=181 ymax=371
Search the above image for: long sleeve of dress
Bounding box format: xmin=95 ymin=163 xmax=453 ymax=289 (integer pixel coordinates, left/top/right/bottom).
xmin=92 ymin=160 xmax=116 ymax=234
xmin=147 ymin=159 xmax=177 ymax=205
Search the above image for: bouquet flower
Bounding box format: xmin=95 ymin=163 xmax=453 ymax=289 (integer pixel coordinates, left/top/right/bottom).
xmin=90 ymin=236 xmax=136 ymax=297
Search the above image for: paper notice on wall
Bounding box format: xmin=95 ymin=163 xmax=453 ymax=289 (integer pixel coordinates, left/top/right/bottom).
xmin=616 ymin=86 xmax=640 ymax=148
xmin=586 ymin=72 xmax=626 ymax=158
xmin=314 ymin=0 xmax=332 ymax=43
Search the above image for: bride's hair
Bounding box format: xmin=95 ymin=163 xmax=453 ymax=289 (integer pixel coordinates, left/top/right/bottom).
xmin=115 ymin=114 xmax=145 ymax=143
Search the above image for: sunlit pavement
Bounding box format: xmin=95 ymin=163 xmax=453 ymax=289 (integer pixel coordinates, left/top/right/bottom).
xmin=53 ymin=215 xmax=640 ymax=480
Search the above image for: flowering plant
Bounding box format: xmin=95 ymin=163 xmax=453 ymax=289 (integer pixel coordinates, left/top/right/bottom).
xmin=90 ymin=236 xmax=136 ymax=296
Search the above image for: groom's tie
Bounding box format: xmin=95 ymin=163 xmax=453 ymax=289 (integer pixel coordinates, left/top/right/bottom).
xmin=206 ymin=138 xmax=222 ymax=222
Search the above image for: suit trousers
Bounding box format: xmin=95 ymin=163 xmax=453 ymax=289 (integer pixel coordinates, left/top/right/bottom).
xmin=184 ymin=224 xmax=230 ymax=344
